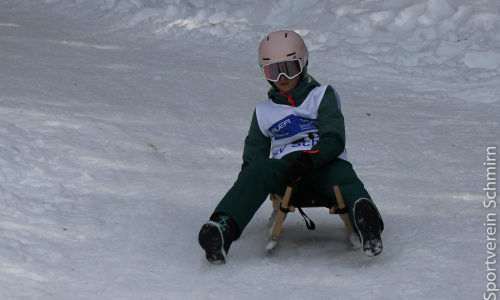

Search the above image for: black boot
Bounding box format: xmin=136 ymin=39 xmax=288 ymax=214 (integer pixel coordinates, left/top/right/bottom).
xmin=198 ymin=214 xmax=237 ymax=264
xmin=353 ymin=199 xmax=383 ymax=257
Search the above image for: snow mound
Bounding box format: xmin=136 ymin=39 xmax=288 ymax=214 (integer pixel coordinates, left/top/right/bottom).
xmin=21 ymin=0 xmax=499 ymax=84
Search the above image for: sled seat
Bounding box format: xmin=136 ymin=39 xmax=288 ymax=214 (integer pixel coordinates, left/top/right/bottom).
xmin=271 ymin=189 xmax=339 ymax=213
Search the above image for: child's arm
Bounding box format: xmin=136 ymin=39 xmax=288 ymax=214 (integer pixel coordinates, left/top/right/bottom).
xmin=309 ymin=86 xmax=346 ymax=168
xmin=241 ymin=110 xmax=271 ymax=171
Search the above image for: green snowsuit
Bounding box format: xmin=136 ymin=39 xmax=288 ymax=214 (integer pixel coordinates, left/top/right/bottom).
xmin=211 ymin=75 xmax=382 ymax=238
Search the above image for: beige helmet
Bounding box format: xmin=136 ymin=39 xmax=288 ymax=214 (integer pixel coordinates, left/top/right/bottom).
xmin=258 ymin=30 xmax=308 ymax=70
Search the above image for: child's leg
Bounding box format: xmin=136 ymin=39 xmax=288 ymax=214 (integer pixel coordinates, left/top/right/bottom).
xmin=211 ymin=158 xmax=291 ymax=238
xmin=312 ymin=159 xmax=384 ymax=250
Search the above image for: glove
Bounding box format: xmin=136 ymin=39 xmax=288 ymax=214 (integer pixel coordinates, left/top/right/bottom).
xmin=286 ymin=152 xmax=314 ymax=185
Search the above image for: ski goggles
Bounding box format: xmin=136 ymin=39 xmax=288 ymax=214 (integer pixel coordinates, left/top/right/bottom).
xmin=261 ymin=59 xmax=303 ymax=82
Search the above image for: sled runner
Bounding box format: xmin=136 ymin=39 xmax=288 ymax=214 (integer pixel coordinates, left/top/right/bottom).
xmin=266 ymin=185 xmax=355 ymax=252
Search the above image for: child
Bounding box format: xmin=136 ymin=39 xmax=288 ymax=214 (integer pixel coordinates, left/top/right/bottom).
xmin=198 ymin=30 xmax=383 ymax=264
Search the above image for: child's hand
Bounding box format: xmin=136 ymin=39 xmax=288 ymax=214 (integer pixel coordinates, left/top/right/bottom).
xmin=286 ymin=152 xmax=313 ymax=185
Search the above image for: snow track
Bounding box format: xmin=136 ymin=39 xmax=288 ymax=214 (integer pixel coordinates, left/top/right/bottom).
xmin=1 ymin=1 xmax=498 ymax=299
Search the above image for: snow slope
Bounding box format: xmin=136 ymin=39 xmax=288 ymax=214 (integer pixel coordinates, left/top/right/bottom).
xmin=0 ymin=0 xmax=498 ymax=299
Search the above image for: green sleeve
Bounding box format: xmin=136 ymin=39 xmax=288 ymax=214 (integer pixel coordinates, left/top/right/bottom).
xmin=241 ymin=110 xmax=271 ymax=171
xmin=309 ymin=86 xmax=346 ymax=168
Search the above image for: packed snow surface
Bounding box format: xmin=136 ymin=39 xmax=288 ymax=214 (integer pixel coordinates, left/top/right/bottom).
xmin=0 ymin=0 xmax=499 ymax=299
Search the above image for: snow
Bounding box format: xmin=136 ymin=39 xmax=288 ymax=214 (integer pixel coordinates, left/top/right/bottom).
xmin=0 ymin=0 xmax=498 ymax=299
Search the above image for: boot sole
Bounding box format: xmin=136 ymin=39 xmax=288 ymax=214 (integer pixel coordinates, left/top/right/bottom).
xmin=354 ymin=199 xmax=383 ymax=257
xmin=198 ymin=221 xmax=227 ymax=264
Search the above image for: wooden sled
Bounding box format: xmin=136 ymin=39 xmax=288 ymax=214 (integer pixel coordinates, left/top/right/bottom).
xmin=266 ymin=185 xmax=357 ymax=252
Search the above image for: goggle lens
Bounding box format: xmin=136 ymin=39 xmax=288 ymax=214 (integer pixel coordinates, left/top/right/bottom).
xmin=262 ymin=59 xmax=302 ymax=82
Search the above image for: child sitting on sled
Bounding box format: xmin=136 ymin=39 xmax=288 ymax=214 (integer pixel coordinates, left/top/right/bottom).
xmin=198 ymin=30 xmax=384 ymax=264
